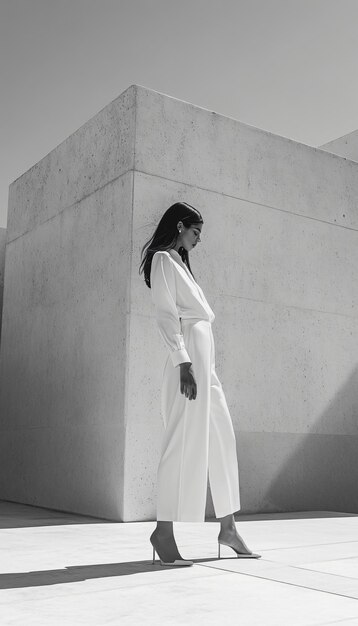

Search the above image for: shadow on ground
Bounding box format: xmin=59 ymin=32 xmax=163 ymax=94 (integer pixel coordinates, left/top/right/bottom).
xmin=0 ymin=500 xmax=112 ymax=529
xmin=0 ymin=557 xmax=230 ymax=590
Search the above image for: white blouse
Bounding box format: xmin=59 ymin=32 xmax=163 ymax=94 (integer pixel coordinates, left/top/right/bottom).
xmin=150 ymin=248 xmax=215 ymax=368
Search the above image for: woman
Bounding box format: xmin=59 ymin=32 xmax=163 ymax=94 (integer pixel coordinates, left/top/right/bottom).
xmin=139 ymin=202 xmax=261 ymax=566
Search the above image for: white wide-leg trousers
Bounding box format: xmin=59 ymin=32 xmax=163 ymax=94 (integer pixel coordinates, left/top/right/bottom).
xmin=156 ymin=318 xmax=241 ymax=522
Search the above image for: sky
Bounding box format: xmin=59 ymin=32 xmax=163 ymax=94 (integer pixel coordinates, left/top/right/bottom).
xmin=1 ymin=0 xmax=358 ymax=228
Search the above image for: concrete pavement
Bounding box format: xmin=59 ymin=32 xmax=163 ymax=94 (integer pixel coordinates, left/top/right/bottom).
xmin=1 ymin=501 xmax=358 ymax=625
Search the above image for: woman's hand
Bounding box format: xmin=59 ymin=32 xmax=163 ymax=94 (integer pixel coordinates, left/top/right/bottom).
xmin=179 ymin=362 xmax=197 ymax=400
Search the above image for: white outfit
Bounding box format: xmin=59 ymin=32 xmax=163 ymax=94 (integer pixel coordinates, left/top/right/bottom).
xmin=150 ymin=248 xmax=241 ymax=521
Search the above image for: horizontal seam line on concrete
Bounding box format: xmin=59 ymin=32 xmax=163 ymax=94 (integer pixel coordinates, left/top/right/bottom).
xmin=316 ymin=618 xmax=358 ymax=626
xmin=263 ymin=560 xmax=358 ymax=579
xmin=134 ymin=295 xmax=358 ymax=320
xmin=259 ymin=540 xmax=358 ymax=550
xmin=6 ymin=168 xmax=134 ymax=246
xmin=2 ymin=427 xmax=358 ymax=437
xmin=0 ymin=424 xmax=121 ymax=431
xmin=196 ymin=562 xmax=358 ymax=600
xmin=7 ymin=168 xmax=358 ymax=246
xmin=227 ymin=432 xmax=358 ymax=437
xmin=11 ymin=296 xmax=358 ymax=321
xmin=134 ymin=169 xmax=358 ymax=232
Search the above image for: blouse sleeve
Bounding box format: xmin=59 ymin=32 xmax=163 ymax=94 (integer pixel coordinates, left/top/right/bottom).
xmin=150 ymin=251 xmax=192 ymax=368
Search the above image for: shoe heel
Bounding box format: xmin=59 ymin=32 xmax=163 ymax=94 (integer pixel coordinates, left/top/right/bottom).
xmin=218 ymin=541 xmax=221 ymax=559
xmin=152 ymin=544 xmax=156 ymax=565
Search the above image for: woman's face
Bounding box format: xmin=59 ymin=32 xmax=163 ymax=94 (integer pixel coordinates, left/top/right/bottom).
xmin=178 ymin=221 xmax=202 ymax=251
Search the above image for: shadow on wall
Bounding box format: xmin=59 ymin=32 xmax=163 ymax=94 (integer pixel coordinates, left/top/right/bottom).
xmin=0 ymin=500 xmax=110 ymax=529
xmin=247 ymin=365 xmax=358 ymax=515
xmin=0 ymin=228 xmax=6 ymax=345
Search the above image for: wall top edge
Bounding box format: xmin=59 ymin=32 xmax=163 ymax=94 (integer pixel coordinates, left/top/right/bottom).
xmin=9 ymin=82 xmax=358 ymax=193
xmin=133 ymin=84 xmax=358 ymax=164
xmin=319 ymin=127 xmax=358 ymax=148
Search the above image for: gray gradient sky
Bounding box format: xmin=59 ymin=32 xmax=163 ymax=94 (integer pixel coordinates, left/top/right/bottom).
xmin=1 ymin=0 xmax=358 ymax=228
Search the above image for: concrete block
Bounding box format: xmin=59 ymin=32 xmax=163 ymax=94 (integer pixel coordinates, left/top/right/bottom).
xmin=319 ymin=128 xmax=358 ymax=161
xmin=8 ymin=86 xmax=135 ymax=243
xmin=2 ymin=84 xmax=358 ymax=521
xmin=0 ymin=163 xmax=133 ymax=519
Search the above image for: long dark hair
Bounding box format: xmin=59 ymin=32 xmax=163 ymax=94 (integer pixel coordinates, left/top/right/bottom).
xmin=139 ymin=202 xmax=204 ymax=288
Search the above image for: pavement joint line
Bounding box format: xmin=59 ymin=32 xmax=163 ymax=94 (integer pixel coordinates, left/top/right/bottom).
xmin=256 ymin=541 xmax=358 ymax=551
xmin=250 ymin=560 xmax=358 ymax=579
xmin=314 ymin=617 xmax=358 ymax=626
xmin=195 ymin=563 xmax=358 ymax=601
xmin=1 ymin=558 xmax=357 ymax=583
xmin=0 ymin=563 xmax=358 ymax=603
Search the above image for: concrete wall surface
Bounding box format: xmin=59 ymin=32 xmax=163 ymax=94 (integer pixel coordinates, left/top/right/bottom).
xmin=126 ymin=86 xmax=358 ymax=520
xmin=0 ymin=86 xmax=135 ymax=520
xmin=319 ymin=129 xmax=358 ymax=161
xmin=0 ymin=228 xmax=6 ymax=345
xmin=1 ymin=84 xmax=358 ymax=521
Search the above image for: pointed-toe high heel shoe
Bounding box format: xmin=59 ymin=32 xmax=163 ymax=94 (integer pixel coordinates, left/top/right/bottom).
xmin=150 ymin=536 xmax=193 ymax=567
xmin=218 ymin=539 xmax=261 ymax=559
